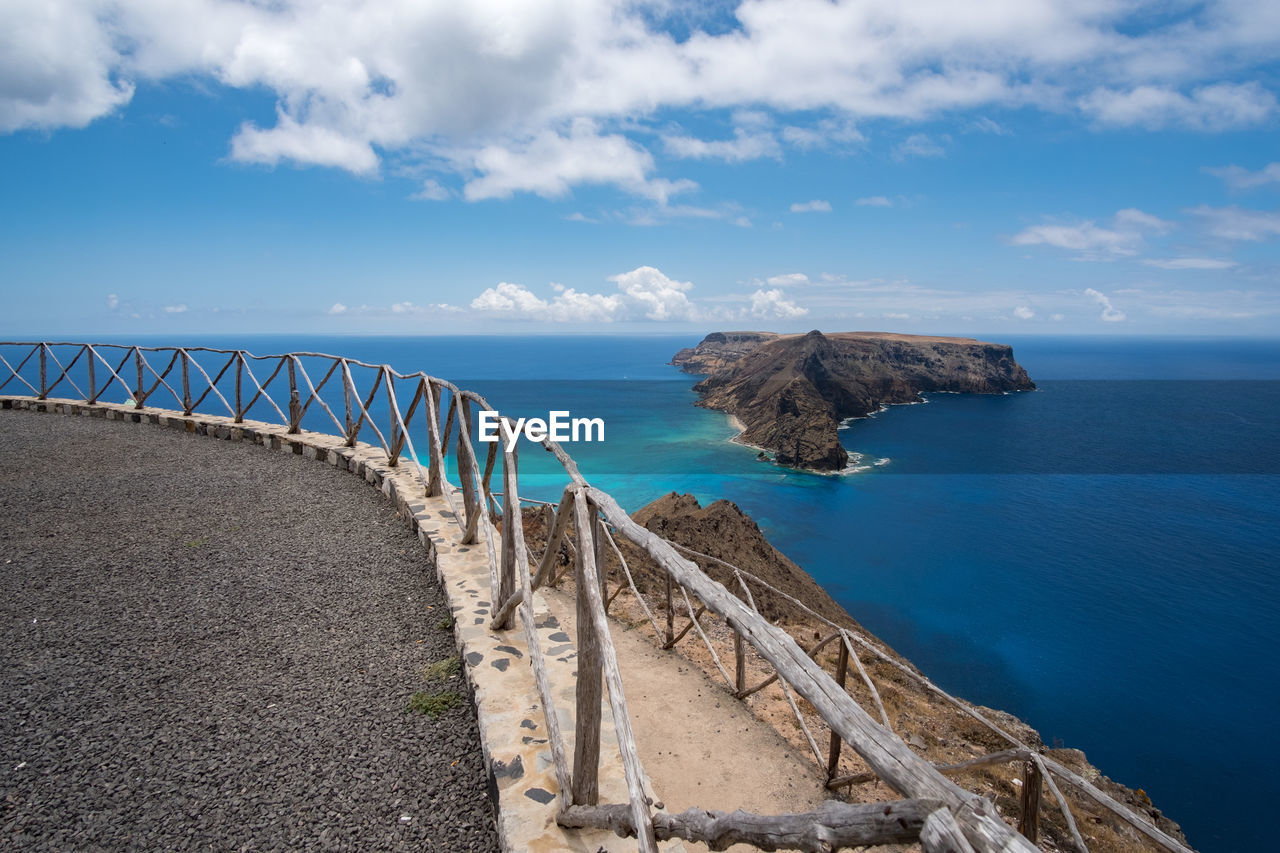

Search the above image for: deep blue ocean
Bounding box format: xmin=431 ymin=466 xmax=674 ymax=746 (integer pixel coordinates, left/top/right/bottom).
xmin=40 ymin=333 xmax=1280 ymax=852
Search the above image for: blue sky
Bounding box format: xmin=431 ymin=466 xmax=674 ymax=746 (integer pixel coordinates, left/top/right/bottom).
xmin=2 ymin=0 xmax=1278 ymax=337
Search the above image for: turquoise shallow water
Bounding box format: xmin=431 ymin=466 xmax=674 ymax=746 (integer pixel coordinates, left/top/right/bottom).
xmin=24 ymin=333 xmax=1280 ymax=852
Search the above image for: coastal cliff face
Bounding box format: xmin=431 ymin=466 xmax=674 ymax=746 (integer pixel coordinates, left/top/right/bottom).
xmin=670 ymin=331 xmax=781 ymax=375
xmin=631 ymin=492 xmax=857 ymax=627
xmin=672 ymin=330 xmax=1036 ymax=471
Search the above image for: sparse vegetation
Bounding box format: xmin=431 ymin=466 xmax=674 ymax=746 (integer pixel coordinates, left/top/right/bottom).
xmin=424 ymin=655 xmax=461 ymax=680
xmin=406 ymin=690 xmax=461 ymax=718
xmin=436 ymin=614 xmax=453 ymax=630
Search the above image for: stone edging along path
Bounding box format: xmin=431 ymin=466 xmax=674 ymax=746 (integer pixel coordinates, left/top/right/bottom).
xmin=2 ymin=396 xmax=667 ymax=853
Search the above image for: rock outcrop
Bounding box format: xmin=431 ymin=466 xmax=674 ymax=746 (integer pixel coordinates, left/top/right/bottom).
xmin=672 ymin=330 xmax=1035 ymax=471
xmin=631 ymin=492 xmax=859 ymax=627
xmin=670 ymin=331 xmax=781 ymax=375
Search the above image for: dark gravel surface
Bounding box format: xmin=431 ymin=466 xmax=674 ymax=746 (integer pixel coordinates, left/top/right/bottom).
xmin=0 ymin=410 xmax=499 ymax=851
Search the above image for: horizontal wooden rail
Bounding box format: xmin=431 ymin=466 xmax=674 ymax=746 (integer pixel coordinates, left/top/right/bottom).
xmin=560 ymin=798 xmax=944 ymax=850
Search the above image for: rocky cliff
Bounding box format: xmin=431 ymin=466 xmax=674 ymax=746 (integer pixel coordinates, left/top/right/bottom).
xmin=631 ymin=492 xmax=858 ymax=627
xmin=670 ymin=331 xmax=781 ymax=375
xmin=672 ymin=330 xmax=1035 ymax=471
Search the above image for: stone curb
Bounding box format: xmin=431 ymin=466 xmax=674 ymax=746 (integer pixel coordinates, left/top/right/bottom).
xmin=1 ymin=396 xmax=673 ymax=853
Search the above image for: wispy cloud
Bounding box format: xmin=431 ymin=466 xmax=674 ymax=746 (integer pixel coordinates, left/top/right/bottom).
xmin=1010 ymin=208 xmax=1171 ymax=260
xmin=663 ymin=129 xmax=781 ymax=163
xmin=893 ymin=134 xmax=946 ymax=160
xmin=1186 ymin=205 xmax=1280 ymax=242
xmin=855 ymin=196 xmax=893 ymax=207
xmin=790 ymin=200 xmax=832 ymax=213
xmin=1080 ymin=83 xmax=1276 ymax=131
xmin=968 ymin=117 xmax=1009 ymax=135
xmin=410 ymin=179 xmax=450 ymax=201
xmin=1141 ymin=257 xmax=1237 ymax=270
xmin=1205 ymin=163 xmax=1280 ymax=191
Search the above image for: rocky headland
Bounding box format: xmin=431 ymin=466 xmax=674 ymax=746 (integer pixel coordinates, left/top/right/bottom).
xmin=672 ymin=330 xmax=1036 ymax=471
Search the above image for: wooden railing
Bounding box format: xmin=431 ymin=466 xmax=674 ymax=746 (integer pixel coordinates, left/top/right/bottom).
xmin=0 ymin=342 xmax=1194 ymax=853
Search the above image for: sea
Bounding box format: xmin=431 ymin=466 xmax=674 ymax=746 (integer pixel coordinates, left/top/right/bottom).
xmin=25 ymin=333 xmax=1280 ymax=852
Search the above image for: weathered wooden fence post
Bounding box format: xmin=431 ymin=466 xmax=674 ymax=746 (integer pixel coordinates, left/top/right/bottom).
xmin=568 ymin=492 xmax=659 ymax=852
xmin=457 ymin=397 xmax=480 ymax=544
xmin=827 ymin=639 xmax=850 ymax=779
xmin=482 ymin=441 xmax=499 ymax=520
xmin=384 ymin=367 xmax=402 ymax=466
xmin=734 ymin=629 xmax=747 ymax=695
xmin=572 ymin=490 xmax=603 ymax=807
xmin=180 ymin=350 xmax=193 ymax=414
xmin=86 ymin=346 xmax=98 ymax=404
xmin=495 ymin=425 xmax=518 ymax=627
xmin=423 ymin=379 xmax=444 ymax=496
xmin=134 ymin=347 xmax=146 ymax=407
xmin=37 ymin=344 xmax=48 ymax=400
xmin=286 ymin=356 xmax=302 ymax=433
xmin=338 ymin=359 xmax=352 ymax=442
xmin=1019 ymin=758 xmax=1042 ymax=843
xmin=665 ymin=572 xmax=675 ymax=646
xmin=233 ymin=353 xmax=244 ymax=422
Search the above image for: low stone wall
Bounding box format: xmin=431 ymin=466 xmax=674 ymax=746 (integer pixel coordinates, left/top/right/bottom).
xmin=1 ymin=396 xmax=664 ymax=853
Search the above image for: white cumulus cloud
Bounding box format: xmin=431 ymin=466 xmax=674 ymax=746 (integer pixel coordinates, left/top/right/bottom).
xmin=464 ymin=119 xmax=696 ymax=203
xmin=749 ymin=288 xmax=807 ymax=318
xmin=608 ymin=265 xmax=697 ymax=321
xmin=163 ymin=304 xmax=188 ymax=314
xmin=1084 ymin=288 xmax=1126 ymax=322
xmin=465 ymin=265 xmax=812 ymax=323
xmin=4 ymin=0 xmax=1279 ymax=202
xmin=1014 ymin=305 xmax=1035 ymax=320
xmin=328 ymin=302 xmax=348 ymax=314
xmin=231 ymin=113 xmax=379 ymax=175
xmin=106 ymin=293 xmax=119 ymax=310
xmin=790 ymin=200 xmax=832 ymax=213
xmin=470 ymin=282 xmax=550 ymax=314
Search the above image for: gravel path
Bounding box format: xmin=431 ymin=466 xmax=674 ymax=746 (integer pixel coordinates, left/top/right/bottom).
xmin=0 ymin=409 xmax=499 ymax=851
